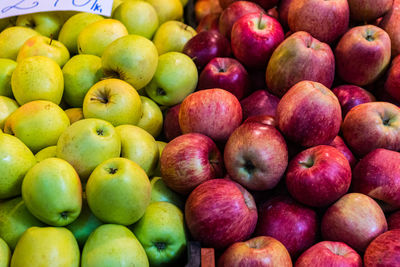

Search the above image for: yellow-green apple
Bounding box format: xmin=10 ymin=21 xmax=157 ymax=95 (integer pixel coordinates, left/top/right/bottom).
xmin=150 ymin=177 xmax=184 ymax=209
xmin=224 ymin=122 xmax=288 ymax=191
xmin=0 ymin=59 xmax=17 ymax=97
xmin=255 ymin=195 xmax=318 ymax=258
xmin=163 ymin=104 xmax=182 ymax=141
xmin=116 ymin=124 xmax=159 ymax=176
xmin=185 ymin=179 xmax=258 ymax=249
xmin=321 ymin=193 xmax=388 ymax=253
xmin=56 ymin=118 xmax=121 ymax=181
xmin=266 ymin=31 xmax=335 ymax=97
xmin=348 ymin=0 xmax=393 ymax=22
xmin=137 ymin=96 xmax=163 ymax=137
xmin=160 ymin=133 xmax=224 ymax=194
xmin=58 ymin=13 xmax=104 ymax=55
xmin=112 ymin=0 xmax=125 ymax=14
xmin=335 ymin=25 xmax=391 ymax=86
xmin=231 ymin=13 xmax=284 ymax=69
xmin=0 ymin=96 xmax=18 ymax=130
xmin=131 ymin=202 xmax=187 ymax=266
xmin=83 ymin=79 xmax=142 ymax=126
xmin=152 ymin=21 xmax=197 ymax=55
xmin=0 ymin=197 xmax=44 ymax=250
xmin=364 ymin=229 xmax=400 ymax=267
xmin=102 ymin=34 xmax=158 ymax=90
xmin=179 ymin=89 xmax=242 ymax=142
xmin=146 ymin=0 xmax=183 ymax=24
xmin=332 ymin=85 xmax=376 ymax=117
xmin=35 ymin=146 xmax=57 ymax=162
xmin=0 ymin=134 xmax=36 ymax=199
xmin=77 ymin=19 xmax=128 ymax=57
xmin=65 ymin=108 xmax=84 ymax=124
xmin=0 ymin=26 xmax=39 ymax=60
xmin=240 ymin=90 xmax=280 ymax=120
xmin=0 ymin=237 xmax=10 ymax=267
xmin=4 ymin=100 xmax=70 ymax=153
xmin=286 ymin=145 xmax=352 ymax=207
xmin=276 ymin=81 xmax=342 ymax=147
xmin=342 ymin=102 xmax=400 ymax=157
xmin=145 ymin=52 xmax=198 ymax=106
xmin=16 ymin=12 xmax=64 ymax=38
xmin=0 ymin=17 xmax=16 ymax=31
xmin=113 ymin=0 xmax=159 ymax=39
xmin=379 ymin=1 xmax=400 ymax=57
xmin=153 ymin=141 xmax=167 ymax=177
xmin=288 ymin=0 xmax=349 ymax=43
xmin=17 ymin=35 xmax=70 ymax=67
xmin=388 ymin=210 xmax=400 ymax=229
xmin=198 ymin=57 xmax=248 ymax=100
xmin=328 ymin=136 xmax=357 ymax=169
xmin=11 ymin=227 xmax=79 ymax=267
xmin=295 ymin=241 xmax=362 ymax=267
xmin=81 ymin=224 xmax=149 ymax=267
xmin=196 ymin=13 xmax=220 ymax=32
xmin=11 ymin=56 xmax=64 ymax=105
xmin=86 ymin=157 xmax=151 ymax=225
xmin=218 ymin=236 xmax=292 ymax=267
xmin=22 ymin=158 xmax=82 ymax=226
xmin=385 ymin=54 xmax=400 ymax=103
xmin=62 ymin=54 xmax=104 ymax=107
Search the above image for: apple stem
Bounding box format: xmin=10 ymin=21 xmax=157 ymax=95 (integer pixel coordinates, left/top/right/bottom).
xmin=49 ymin=34 xmax=54 ymax=46
xmin=258 ymin=12 xmax=264 ymax=29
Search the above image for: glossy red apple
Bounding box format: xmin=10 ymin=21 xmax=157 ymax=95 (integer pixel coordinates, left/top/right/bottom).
xmin=328 ymin=136 xmax=357 ymax=169
xmin=243 ymin=115 xmax=276 ymax=127
xmin=240 ymin=90 xmax=280 ymax=120
xmin=185 ymin=179 xmax=258 ymax=249
xmin=295 ymin=241 xmax=362 ymax=267
xmin=364 ymin=230 xmax=400 ymax=267
xmin=388 ymin=211 xmax=400 ymax=229
xmin=197 ymin=13 xmax=221 ymax=33
xmin=255 ymin=195 xmax=318 ymax=258
xmin=266 ymin=31 xmax=335 ymax=97
xmin=380 ymin=0 xmax=400 ymax=57
xmin=332 ymin=85 xmax=376 ymax=117
xmin=160 ymin=133 xmax=224 ymax=195
xmin=385 ymin=54 xmax=400 ymax=103
xmin=179 ymin=89 xmax=242 ymax=142
xmin=348 ymin=0 xmax=393 ymax=22
xmin=163 ymin=104 xmax=182 ymax=141
xmin=198 ymin=57 xmax=249 ymax=100
xmin=218 ymin=236 xmax=293 ymax=267
xmin=321 ymin=193 xmax=388 ymax=253
xmin=276 ymin=81 xmax=342 ymax=147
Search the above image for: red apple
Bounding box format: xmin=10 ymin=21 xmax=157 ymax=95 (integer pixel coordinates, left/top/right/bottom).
xmin=388 ymin=210 xmax=400 ymax=229
xmin=197 ymin=13 xmax=221 ymax=33
xmin=240 ymin=90 xmax=280 ymax=120
xmin=160 ymin=133 xmax=224 ymax=195
xmin=364 ymin=230 xmax=400 ymax=267
xmin=198 ymin=57 xmax=249 ymax=100
xmin=321 ymin=193 xmax=388 ymax=253
xmin=231 ymin=12 xmax=284 ymax=69
xmin=185 ymin=179 xmax=258 ymax=249
xmin=342 ymin=102 xmax=400 ymax=157
xmin=255 ymin=195 xmax=318 ymax=258
xmin=379 ymin=0 xmax=400 ymax=58
xmin=288 ymin=0 xmax=349 ymax=43
xmin=335 ymin=25 xmax=391 ymax=86
xmin=295 ymin=241 xmax=362 ymax=267
xmin=218 ymin=236 xmax=293 ymax=267
xmin=195 ymin=0 xmax=223 ymax=22
xmin=179 ymin=89 xmax=242 ymax=142
xmin=328 ymin=136 xmax=357 ymax=169
xmin=385 ymin=54 xmax=400 ymax=103
xmin=332 ymin=85 xmax=376 ymax=117
xmin=348 ymin=0 xmax=393 ymax=22
xmin=276 ymin=81 xmax=342 ymax=147
xmin=163 ymin=104 xmax=182 ymax=142
xmin=243 ymin=115 xmax=276 ymax=127
xmin=279 ymin=0 xmax=295 ymax=29
xmin=266 ymin=31 xmax=335 ymax=97
xmin=286 ymin=145 xmax=352 ymax=207
xmin=219 ymin=0 xmax=279 ymax=10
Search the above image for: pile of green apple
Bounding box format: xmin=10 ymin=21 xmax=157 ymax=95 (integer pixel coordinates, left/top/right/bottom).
xmin=0 ymin=0 xmax=197 ymax=266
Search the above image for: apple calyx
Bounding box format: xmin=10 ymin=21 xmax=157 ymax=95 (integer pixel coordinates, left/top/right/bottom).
xmin=154 ymin=241 xmax=167 ymax=251
xmin=243 ymin=160 xmax=256 ymax=175
xmin=365 ymin=29 xmax=375 ymax=42
xmin=107 ymin=167 xmax=118 ymax=174
xmin=157 ymin=87 xmax=167 ymax=96
xmin=60 ymin=211 xmax=70 ymax=220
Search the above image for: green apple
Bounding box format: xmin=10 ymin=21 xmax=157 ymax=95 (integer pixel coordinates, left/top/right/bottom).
xmin=112 ymin=0 xmax=126 ymax=14
xmin=137 ymin=96 xmax=163 ymax=137
xmin=146 ymin=0 xmax=183 ymax=24
xmin=113 ymin=0 xmax=159 ymax=39
xmin=0 ymin=134 xmax=36 ymax=199
xmin=77 ymin=19 xmax=128 ymax=57
xmin=11 ymin=56 xmax=64 ymax=105
xmin=116 ymin=125 xmax=159 ymax=176
xmin=102 ymin=34 xmax=158 ymax=90
xmin=0 ymin=17 xmax=16 ymax=32
xmin=65 ymin=108 xmax=84 ymax=124
xmin=35 ymin=146 xmax=57 ymax=162
xmin=153 ymin=21 xmax=196 ymax=55
xmin=11 ymin=227 xmax=80 ymax=267
xmin=17 ymin=35 xmax=70 ymax=67
xmin=0 ymin=237 xmax=10 ymax=267
xmin=145 ymin=52 xmax=198 ymax=106
xmin=58 ymin=13 xmax=104 ymax=55
xmin=131 ymin=202 xmax=187 ymax=266
xmin=86 ymin=157 xmax=151 ymax=225
xmin=153 ymin=141 xmax=167 ymax=177
xmin=150 ymin=177 xmax=184 ymax=209
xmin=0 ymin=197 xmax=45 ymax=250
xmin=0 ymin=59 xmax=17 ymax=97
xmin=81 ymin=224 xmax=149 ymax=267
xmin=62 ymin=54 xmax=104 ymax=107
xmin=0 ymin=96 xmax=18 ymax=130
xmin=16 ymin=12 xmax=64 ymax=38
xmin=56 ymin=118 xmax=121 ymax=182
xmin=180 ymin=0 xmax=189 ymax=7
xmin=83 ymin=79 xmax=142 ymax=126
xmin=4 ymin=100 xmax=70 ymax=153
xmin=0 ymin=26 xmax=39 ymax=60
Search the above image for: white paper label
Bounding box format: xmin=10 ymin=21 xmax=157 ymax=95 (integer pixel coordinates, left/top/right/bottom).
xmin=0 ymin=0 xmax=114 ymax=19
